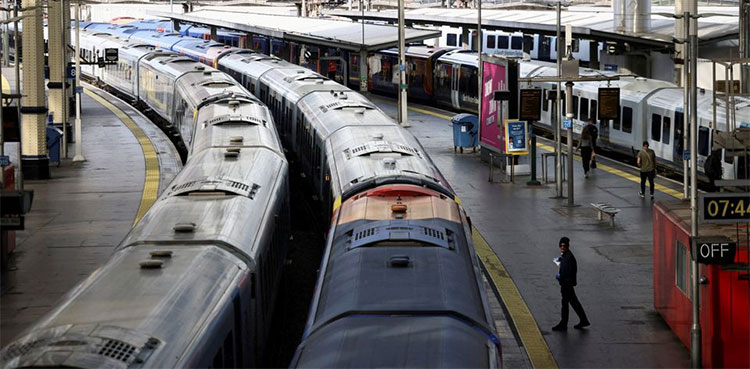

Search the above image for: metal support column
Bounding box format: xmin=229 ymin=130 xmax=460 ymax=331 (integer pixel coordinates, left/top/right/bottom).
xmin=2 ymin=0 xmax=8 ymax=66
xmin=20 ymin=0 xmax=49 ymax=179
xmin=565 ymin=81 xmax=574 ymax=207
xmin=73 ymin=1 xmax=83 ymax=162
xmin=688 ymin=1 xmax=702 ymax=366
xmin=555 ymin=1 xmax=563 ymax=198
xmin=527 ymin=121 xmax=540 ymax=185
xmin=48 ymin=0 xmax=67 ymax=157
xmin=398 ymin=0 xmax=408 ymax=127
xmin=13 ymin=0 xmax=21 ymax=188
xmin=477 ymin=0 xmax=482 ymax=144
xmin=683 ymin=11 xmax=689 ymax=199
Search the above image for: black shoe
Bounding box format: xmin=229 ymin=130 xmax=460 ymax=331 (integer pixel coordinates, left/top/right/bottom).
xmin=551 ymin=323 xmax=567 ymax=331
xmin=574 ymin=321 xmax=591 ymax=329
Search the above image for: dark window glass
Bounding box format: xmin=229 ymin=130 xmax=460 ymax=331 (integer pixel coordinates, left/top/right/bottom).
xmin=590 ymin=100 xmax=597 ymax=122
xmin=572 ymin=96 xmax=579 ymax=120
xmin=651 ymin=114 xmax=662 ymax=141
xmin=487 ymin=35 xmax=496 ymax=49
xmin=542 ymin=89 xmax=548 ymax=112
xmin=447 ymin=33 xmax=457 ymax=47
xmin=622 ymin=106 xmax=633 ymax=133
xmin=511 ymin=36 xmax=523 ymax=50
xmin=613 ymin=109 xmax=621 ymax=130
xmin=662 ymin=117 xmax=671 ymax=144
xmin=497 ymin=35 xmax=509 ymax=49
xmin=698 ymin=126 xmax=710 ymax=156
xmin=580 ymin=98 xmax=589 ymax=121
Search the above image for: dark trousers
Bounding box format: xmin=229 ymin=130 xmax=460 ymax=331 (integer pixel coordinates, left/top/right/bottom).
xmin=581 ymin=147 xmax=593 ymax=173
xmin=560 ymin=285 xmax=588 ymax=325
xmin=640 ymin=170 xmax=655 ymax=194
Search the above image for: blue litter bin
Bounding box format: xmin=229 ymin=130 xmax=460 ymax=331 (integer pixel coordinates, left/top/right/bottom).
xmin=46 ymin=126 xmax=63 ymax=164
xmin=451 ymin=114 xmax=478 ymax=153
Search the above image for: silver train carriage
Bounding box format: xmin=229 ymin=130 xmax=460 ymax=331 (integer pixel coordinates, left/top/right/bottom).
xmin=0 ymin=32 xmax=290 ymax=368
xmin=217 ymin=54 xmax=452 ymax=216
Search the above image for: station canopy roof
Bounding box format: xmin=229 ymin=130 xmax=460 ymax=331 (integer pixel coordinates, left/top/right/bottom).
xmin=327 ymin=5 xmax=740 ymax=48
xmin=152 ymin=9 xmax=441 ymax=52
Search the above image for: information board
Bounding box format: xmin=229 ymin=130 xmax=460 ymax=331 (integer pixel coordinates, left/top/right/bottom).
xmin=598 ymin=87 xmax=620 ymax=120
xmin=519 ymin=89 xmax=542 ymax=121
xmin=691 ymin=237 xmax=737 ymax=265
xmin=699 ymin=193 xmax=750 ymax=224
xmin=505 ymin=120 xmax=529 ymax=155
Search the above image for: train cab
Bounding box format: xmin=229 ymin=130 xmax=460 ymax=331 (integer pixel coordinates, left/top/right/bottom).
xmin=293 ymin=184 xmax=500 ymax=368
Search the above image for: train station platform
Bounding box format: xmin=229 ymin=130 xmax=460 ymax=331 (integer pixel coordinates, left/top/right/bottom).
xmin=0 ymin=70 xmax=182 ymax=346
xmin=369 ymin=94 xmax=693 ymax=368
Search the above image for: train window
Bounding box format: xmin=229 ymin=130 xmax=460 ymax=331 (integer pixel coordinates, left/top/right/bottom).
xmin=698 ymin=126 xmax=710 ymax=156
xmin=511 ymin=36 xmax=523 ymax=50
xmin=622 ymin=106 xmax=633 ymax=133
xmin=662 ymin=117 xmax=671 ymax=144
xmin=446 ymin=33 xmax=457 ymax=47
xmin=542 ymin=90 xmax=548 ymax=112
xmin=487 ymin=35 xmax=496 ymax=49
xmin=590 ymin=100 xmax=597 ymax=122
xmin=497 ymin=35 xmax=509 ymax=49
xmin=651 ymin=114 xmax=662 ymax=142
xmin=675 ymin=240 xmax=687 ymax=295
xmin=572 ymin=96 xmax=579 ymax=120
xmin=724 ymin=149 xmax=734 ymax=164
xmin=613 ymin=112 xmax=621 ymax=130
xmin=579 ymin=98 xmax=589 ymax=121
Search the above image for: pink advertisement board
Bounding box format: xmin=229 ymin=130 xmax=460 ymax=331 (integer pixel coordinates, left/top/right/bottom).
xmin=479 ymin=57 xmax=509 ymax=154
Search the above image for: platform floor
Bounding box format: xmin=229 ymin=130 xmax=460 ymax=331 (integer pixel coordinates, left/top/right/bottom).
xmin=0 ymin=71 xmax=181 ymax=346
xmin=370 ymin=94 xmax=692 ymax=368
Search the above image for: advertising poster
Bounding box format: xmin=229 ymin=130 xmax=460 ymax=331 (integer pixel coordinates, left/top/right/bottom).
xmin=505 ymin=120 xmax=529 ymax=155
xmin=479 ymin=56 xmax=508 ymax=154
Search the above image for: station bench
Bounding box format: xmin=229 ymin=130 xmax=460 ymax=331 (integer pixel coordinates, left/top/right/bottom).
xmin=590 ymin=203 xmax=620 ymax=226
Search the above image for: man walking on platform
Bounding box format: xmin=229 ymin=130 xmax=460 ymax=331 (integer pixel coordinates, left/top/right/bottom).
xmin=576 ymin=120 xmax=597 ymax=178
xmin=552 ymin=237 xmax=590 ymax=331
xmin=637 ymin=141 xmax=656 ymax=199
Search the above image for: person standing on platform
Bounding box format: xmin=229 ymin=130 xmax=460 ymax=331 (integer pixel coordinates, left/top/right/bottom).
xmin=637 ymin=141 xmax=656 ymax=199
xmin=552 ymin=237 xmax=590 ymax=331
xmin=585 ymin=119 xmax=598 ymax=169
xmin=327 ymin=58 xmax=338 ymax=81
xmin=704 ymin=149 xmax=723 ymax=192
xmin=576 ymin=120 xmax=596 ymax=178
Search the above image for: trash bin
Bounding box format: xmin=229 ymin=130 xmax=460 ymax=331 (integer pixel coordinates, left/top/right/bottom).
xmin=451 ymin=113 xmax=478 ymax=153
xmin=46 ymin=126 xmax=63 ymax=164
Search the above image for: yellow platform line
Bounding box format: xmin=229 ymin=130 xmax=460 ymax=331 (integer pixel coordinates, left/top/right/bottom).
xmin=84 ymin=88 xmax=160 ymax=225
xmin=1 ymin=73 xmax=10 ymax=94
xmin=536 ymin=142 xmax=682 ymax=199
xmin=473 ymin=227 xmax=558 ymax=369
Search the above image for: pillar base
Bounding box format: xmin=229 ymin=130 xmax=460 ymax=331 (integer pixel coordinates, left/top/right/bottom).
xmin=21 ymin=156 xmax=50 ymax=180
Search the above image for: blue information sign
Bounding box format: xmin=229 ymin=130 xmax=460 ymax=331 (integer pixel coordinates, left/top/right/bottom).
xmin=505 ymin=120 xmax=529 ymax=154
xmin=683 ymin=149 xmax=690 ymax=161
xmin=563 ymin=119 xmax=572 ymax=129
xmin=0 ymin=155 xmax=10 ymax=167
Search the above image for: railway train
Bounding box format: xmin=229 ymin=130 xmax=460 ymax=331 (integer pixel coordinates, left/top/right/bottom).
xmin=437 ymin=25 xmax=601 ymax=65
xmin=81 ymin=20 xmax=749 ymax=181
xmin=0 ymin=32 xmax=291 ymax=367
xmin=86 ymin=26 xmax=502 ymax=366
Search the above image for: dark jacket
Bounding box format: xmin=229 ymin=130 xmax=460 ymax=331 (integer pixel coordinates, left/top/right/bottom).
xmin=558 ymin=251 xmax=577 ymax=287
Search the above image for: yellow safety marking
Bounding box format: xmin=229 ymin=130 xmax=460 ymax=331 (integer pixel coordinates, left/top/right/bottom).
xmin=535 ymin=142 xmax=682 ymax=199
xmin=332 ymin=196 xmax=342 ymax=212
xmin=473 ymin=227 xmax=558 ymax=369
xmin=1 ymin=72 xmax=10 ymax=94
xmin=454 ymin=195 xmax=461 ymax=205
xmin=408 ymin=105 xmax=454 ymax=120
xmin=84 ymin=88 xmax=160 ymax=225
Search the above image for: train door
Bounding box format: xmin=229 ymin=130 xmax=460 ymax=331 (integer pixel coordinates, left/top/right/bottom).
xmin=538 ymin=36 xmax=551 ymax=61
xmin=649 ymin=110 xmax=673 ymax=162
xmin=451 ymin=64 xmax=460 ymax=110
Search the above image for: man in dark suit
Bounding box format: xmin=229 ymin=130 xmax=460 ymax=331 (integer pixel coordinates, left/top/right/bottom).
xmin=552 ymin=237 xmax=591 ymax=331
